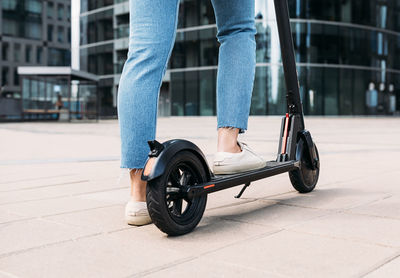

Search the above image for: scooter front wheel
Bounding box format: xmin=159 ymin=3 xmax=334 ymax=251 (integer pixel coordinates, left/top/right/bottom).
xmin=146 ymin=151 xmax=208 ymax=236
xmin=289 ymin=140 xmax=320 ymax=193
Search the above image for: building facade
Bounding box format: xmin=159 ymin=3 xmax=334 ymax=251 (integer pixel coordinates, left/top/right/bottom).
xmin=79 ymin=0 xmax=400 ymax=117
xmin=1 ymin=0 xmax=71 ymax=98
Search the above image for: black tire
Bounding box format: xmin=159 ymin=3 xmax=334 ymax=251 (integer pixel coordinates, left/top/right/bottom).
xmin=146 ymin=151 xmax=208 ymax=236
xmin=289 ymin=141 xmax=320 ymax=193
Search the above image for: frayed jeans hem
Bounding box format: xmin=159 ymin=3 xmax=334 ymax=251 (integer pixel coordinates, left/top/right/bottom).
xmin=217 ymin=125 xmax=247 ymax=134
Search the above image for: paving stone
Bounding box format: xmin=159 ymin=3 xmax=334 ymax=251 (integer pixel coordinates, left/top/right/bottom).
xmin=201 ymin=230 xmax=397 ymax=278
xmin=144 ymin=257 xmax=282 ymax=278
xmin=264 ymin=187 xmax=390 ymax=210
xmin=0 ymin=196 xmax=112 ymax=218
xmin=0 ymin=218 xmax=96 ymax=256
xmin=204 ymin=199 xmax=330 ymax=229
xmin=348 ymin=195 xmax=400 ymax=220
xmin=364 ymin=255 xmax=400 ymax=278
xmin=289 ymin=212 xmax=400 ymax=247
xmin=0 ymin=209 xmax=26 ymax=224
xmin=44 ymin=205 xmax=129 ymax=233
xmin=0 ymin=232 xmax=188 ymax=278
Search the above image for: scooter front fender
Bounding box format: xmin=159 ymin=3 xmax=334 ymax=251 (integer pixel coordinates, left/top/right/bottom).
xmin=141 ymin=139 xmax=212 ymax=182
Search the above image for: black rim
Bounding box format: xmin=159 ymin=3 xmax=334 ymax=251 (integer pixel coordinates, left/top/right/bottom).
xmin=164 ymin=161 xmax=204 ymax=224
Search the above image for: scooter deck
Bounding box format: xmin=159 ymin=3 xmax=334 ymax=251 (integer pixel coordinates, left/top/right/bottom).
xmin=187 ymin=160 xmax=299 ymax=198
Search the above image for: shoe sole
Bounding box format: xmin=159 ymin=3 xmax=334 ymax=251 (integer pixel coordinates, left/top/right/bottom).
xmin=213 ymin=161 xmax=267 ymax=175
xmin=125 ymin=215 xmax=152 ymax=226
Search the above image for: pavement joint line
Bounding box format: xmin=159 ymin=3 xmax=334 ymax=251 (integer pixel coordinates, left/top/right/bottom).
xmin=241 ymin=189 xmax=298 ymax=200
xmin=341 ymin=210 xmax=400 ymax=221
xmin=0 ymin=157 xmax=120 ymax=166
xmin=358 ymin=250 xmax=400 ymax=278
xmin=0 ymin=204 xmax=120 ymax=222
xmin=127 ymin=228 xmax=284 ymax=278
xmin=338 ymin=193 xmax=394 ymax=211
xmin=0 ymin=185 xmax=128 ymax=207
xmin=0 ymin=269 xmax=21 ymax=278
xmin=219 ymin=206 xmax=339 ymax=230
xmin=285 ymin=225 xmax=400 ymax=249
xmin=71 ymin=185 xmax=128 ymax=197
xmin=0 ymin=180 xmax=90 ymax=193
xmin=205 ymin=198 xmax=258 ymax=212
xmin=0 ymin=174 xmax=75 ymax=185
xmin=0 ymin=224 xmax=137 ymax=260
xmin=0 ymin=231 xmax=103 ymax=259
xmin=263 ymin=192 xmax=393 ymax=212
xmin=39 ymin=203 xmax=121 ymax=218
xmin=126 ymin=256 xmax=199 ymax=278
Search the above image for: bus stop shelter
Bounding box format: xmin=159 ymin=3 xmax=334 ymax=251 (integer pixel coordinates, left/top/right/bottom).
xmin=18 ymin=67 xmax=99 ymax=121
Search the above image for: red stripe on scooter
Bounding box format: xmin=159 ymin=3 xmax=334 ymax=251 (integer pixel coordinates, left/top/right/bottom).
xmin=204 ymin=184 xmax=215 ymax=189
xmin=281 ymin=113 xmax=290 ymax=154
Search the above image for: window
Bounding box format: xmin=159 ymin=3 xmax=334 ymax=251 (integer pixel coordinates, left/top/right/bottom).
xmin=2 ymin=67 xmax=9 ymax=86
xmin=25 ymin=0 xmax=42 ymax=14
xmin=14 ymin=68 xmax=19 ymax=86
xmin=57 ymin=4 xmax=64 ymax=21
xmin=26 ymin=45 xmax=32 ymax=63
xmin=57 ymin=26 xmax=64 ymax=43
xmin=2 ymin=43 xmax=9 ymax=61
xmin=2 ymin=19 xmax=18 ymax=36
xmin=48 ymin=25 xmax=54 ymax=41
xmin=14 ymin=44 xmax=21 ymax=62
xmin=48 ymin=48 xmax=70 ymax=66
xmin=36 ymin=47 xmax=43 ymax=64
xmin=67 ymin=5 xmax=71 ymax=21
xmin=25 ymin=22 xmax=42 ymax=40
xmin=47 ymin=2 xmax=54 ymax=18
xmin=2 ymin=0 xmax=17 ymax=10
xmin=67 ymin=28 xmax=71 ymax=43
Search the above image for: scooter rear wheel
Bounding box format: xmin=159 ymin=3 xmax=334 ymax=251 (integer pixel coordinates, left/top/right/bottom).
xmin=289 ymin=140 xmax=320 ymax=193
xmin=146 ymin=151 xmax=208 ymax=236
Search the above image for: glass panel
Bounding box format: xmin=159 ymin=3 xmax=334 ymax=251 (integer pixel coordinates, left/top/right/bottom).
xmin=22 ymin=78 xmax=31 ymax=110
xmin=171 ymin=72 xmax=185 ymax=116
xmin=323 ymin=68 xmax=339 ymax=115
xmin=339 ymin=69 xmax=353 ymax=115
xmin=80 ymin=9 xmax=113 ymax=45
xmin=199 ymin=70 xmax=216 ymax=116
xmin=2 ymin=0 xmax=17 ymax=10
xmin=57 ymin=4 xmax=64 ymax=20
xmin=2 ymin=42 xmax=9 ymax=61
xmin=47 ymin=2 xmax=54 ymax=18
xmin=251 ymin=67 xmax=269 ymax=115
xmin=25 ymin=0 xmax=42 ymax=14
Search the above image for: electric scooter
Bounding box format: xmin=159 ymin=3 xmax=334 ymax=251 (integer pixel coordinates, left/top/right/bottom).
xmin=141 ymin=0 xmax=320 ymax=236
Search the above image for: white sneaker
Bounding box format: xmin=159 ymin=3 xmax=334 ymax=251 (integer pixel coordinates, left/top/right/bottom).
xmin=125 ymin=201 xmax=152 ymax=226
xmin=213 ymin=141 xmax=266 ymax=175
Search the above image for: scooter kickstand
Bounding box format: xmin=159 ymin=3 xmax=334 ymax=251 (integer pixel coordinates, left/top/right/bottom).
xmin=234 ymin=182 xmax=251 ymax=199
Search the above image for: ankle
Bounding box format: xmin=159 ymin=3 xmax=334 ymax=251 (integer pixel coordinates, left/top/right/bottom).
xmin=218 ymin=142 xmax=241 ymax=153
xmin=217 ymin=127 xmax=241 ymax=153
xmin=130 ymin=169 xmax=147 ymax=202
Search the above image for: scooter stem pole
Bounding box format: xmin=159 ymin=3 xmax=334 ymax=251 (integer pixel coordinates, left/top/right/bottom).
xmin=273 ymin=0 xmax=305 ymax=129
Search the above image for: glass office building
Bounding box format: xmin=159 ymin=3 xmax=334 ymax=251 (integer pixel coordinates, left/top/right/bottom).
xmin=80 ymin=0 xmax=400 ymax=116
xmin=0 ymin=0 xmax=71 ymax=98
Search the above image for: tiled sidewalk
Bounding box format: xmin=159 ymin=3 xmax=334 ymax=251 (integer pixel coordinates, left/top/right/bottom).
xmin=0 ymin=117 xmax=399 ymax=278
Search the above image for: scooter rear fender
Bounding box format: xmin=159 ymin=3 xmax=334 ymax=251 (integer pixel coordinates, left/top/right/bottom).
xmin=141 ymin=139 xmax=212 ymax=182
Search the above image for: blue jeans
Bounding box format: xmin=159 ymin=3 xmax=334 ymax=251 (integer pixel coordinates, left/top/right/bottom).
xmin=118 ymin=0 xmax=256 ymax=169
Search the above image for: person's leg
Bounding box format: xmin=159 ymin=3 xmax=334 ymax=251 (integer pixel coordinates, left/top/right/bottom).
xmin=118 ymin=0 xmax=180 ymax=202
xmin=211 ymin=0 xmax=265 ymax=174
xmin=210 ymin=0 xmax=257 ymax=152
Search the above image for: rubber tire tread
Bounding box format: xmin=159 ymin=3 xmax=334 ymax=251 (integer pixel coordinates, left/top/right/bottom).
xmin=289 ymin=145 xmax=319 ymax=193
xmin=146 ymin=151 xmax=208 ymax=236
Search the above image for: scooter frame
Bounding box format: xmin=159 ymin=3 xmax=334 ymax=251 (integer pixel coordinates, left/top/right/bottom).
xmin=141 ymin=0 xmax=320 ymax=235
